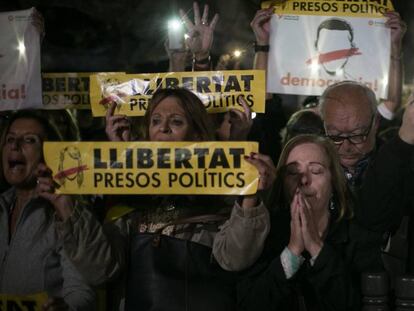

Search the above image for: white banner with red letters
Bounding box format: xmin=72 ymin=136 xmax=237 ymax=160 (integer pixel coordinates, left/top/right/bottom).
xmin=265 ymin=0 xmax=394 ymax=98
xmin=0 ymin=8 xmax=42 ymax=111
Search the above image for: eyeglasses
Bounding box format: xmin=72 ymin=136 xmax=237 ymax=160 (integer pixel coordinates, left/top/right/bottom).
xmin=326 ymin=115 xmax=375 ymax=146
xmin=5 ymin=134 xmax=42 ymax=147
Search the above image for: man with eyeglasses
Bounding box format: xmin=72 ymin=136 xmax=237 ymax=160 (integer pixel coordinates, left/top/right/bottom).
xmin=320 ymin=81 xmax=414 ymax=238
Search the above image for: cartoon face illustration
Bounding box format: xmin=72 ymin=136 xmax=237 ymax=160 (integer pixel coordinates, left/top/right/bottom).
xmin=312 ymin=18 xmax=360 ymax=76
xmin=56 ymin=146 xmax=84 ymax=187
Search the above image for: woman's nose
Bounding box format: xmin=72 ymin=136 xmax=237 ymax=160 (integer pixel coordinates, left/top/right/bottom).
xmin=160 ymin=121 xmax=171 ymax=133
xmin=299 ymin=171 xmax=310 ymax=186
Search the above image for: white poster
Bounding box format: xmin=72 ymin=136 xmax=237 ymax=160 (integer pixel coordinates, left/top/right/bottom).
xmin=0 ymin=8 xmax=42 ymax=111
xmin=267 ymin=3 xmax=391 ymax=98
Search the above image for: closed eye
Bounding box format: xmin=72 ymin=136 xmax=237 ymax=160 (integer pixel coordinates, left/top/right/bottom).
xmin=151 ymin=118 xmax=161 ymax=126
xmin=171 ymin=118 xmax=184 ymax=126
xmin=5 ymin=135 xmax=15 ymax=144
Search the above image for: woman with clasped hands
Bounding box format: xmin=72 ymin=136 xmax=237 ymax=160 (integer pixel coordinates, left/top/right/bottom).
xmin=238 ymin=135 xmax=384 ymax=311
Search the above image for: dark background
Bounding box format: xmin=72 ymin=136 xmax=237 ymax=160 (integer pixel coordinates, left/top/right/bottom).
xmin=1 ymin=0 xmax=413 ymax=83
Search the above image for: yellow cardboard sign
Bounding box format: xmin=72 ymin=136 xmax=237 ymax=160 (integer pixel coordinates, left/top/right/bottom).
xmin=263 ymin=0 xmax=394 ymax=17
xmin=89 ymin=70 xmax=266 ymax=116
xmin=0 ymin=292 xmax=48 ymax=311
xmin=44 ymin=141 xmax=259 ymax=195
xmin=42 ymin=72 xmax=125 ymax=110
xmin=42 ymin=73 xmax=92 ymax=110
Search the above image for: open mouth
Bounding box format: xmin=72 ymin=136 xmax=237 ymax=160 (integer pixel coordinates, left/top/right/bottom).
xmin=8 ymin=159 xmax=26 ymax=169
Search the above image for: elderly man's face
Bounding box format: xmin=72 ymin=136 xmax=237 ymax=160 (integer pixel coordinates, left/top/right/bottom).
xmin=323 ymin=85 xmax=377 ymax=172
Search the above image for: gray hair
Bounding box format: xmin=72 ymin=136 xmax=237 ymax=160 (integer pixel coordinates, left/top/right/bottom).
xmin=319 ymin=81 xmax=378 ymax=119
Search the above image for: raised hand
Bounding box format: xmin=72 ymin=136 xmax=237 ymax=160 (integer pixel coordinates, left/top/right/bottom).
xmin=287 ymin=189 xmax=305 ymax=256
xmin=165 ymin=40 xmax=189 ymax=72
xmin=105 ymin=101 xmax=131 ymax=142
xmin=180 ymin=2 xmax=219 ymax=61
xmin=31 ymin=8 xmax=45 ymax=40
xmin=298 ymin=192 xmax=324 ymax=257
xmin=241 ymin=152 xmax=276 ymax=208
xmin=36 ymin=163 xmax=74 ymax=222
xmin=250 ymin=8 xmax=273 ymax=45
xmin=228 ymin=97 xmax=253 ymax=141
xmin=244 ymin=152 xmax=276 ymax=191
xmin=385 ymin=11 xmax=406 ymax=55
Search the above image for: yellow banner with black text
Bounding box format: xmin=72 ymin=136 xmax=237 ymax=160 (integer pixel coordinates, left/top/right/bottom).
xmin=42 ymin=72 xmax=124 ymax=110
xmin=0 ymin=292 xmax=48 ymax=311
xmin=89 ymin=70 xmax=266 ymax=116
xmin=43 ymin=141 xmax=259 ymax=195
xmin=262 ymin=0 xmax=394 ymax=17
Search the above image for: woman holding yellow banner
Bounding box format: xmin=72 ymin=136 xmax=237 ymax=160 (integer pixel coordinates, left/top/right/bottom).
xmin=0 ymin=111 xmax=95 ymax=310
xmin=104 ymin=87 xmax=276 ymax=311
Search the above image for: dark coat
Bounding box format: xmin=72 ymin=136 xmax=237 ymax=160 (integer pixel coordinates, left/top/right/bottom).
xmin=355 ymin=136 xmax=414 ymax=234
xmin=238 ymin=208 xmax=384 ymax=311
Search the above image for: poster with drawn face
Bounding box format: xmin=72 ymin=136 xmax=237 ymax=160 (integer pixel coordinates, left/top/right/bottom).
xmin=0 ymin=8 xmax=42 ymax=111
xmin=267 ymin=7 xmax=391 ymax=98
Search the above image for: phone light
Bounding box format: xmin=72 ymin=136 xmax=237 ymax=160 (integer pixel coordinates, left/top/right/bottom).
xmin=17 ymin=40 xmax=26 ymax=55
xmin=168 ymin=19 xmax=182 ymax=31
xmin=233 ymin=49 xmax=242 ymax=58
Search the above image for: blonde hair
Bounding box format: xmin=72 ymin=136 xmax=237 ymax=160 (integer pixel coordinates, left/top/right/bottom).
xmin=269 ymin=134 xmax=353 ymax=221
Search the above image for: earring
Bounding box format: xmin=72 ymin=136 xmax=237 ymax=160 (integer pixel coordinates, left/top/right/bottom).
xmin=329 ymin=195 xmax=335 ymax=211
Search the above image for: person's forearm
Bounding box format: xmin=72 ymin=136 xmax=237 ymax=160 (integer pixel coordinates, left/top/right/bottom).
xmin=169 ymin=58 xmax=186 ymax=72
xmin=212 ymin=200 xmax=270 ymax=271
xmin=253 ymin=51 xmax=272 ymax=100
xmin=387 ymin=45 xmax=403 ymax=112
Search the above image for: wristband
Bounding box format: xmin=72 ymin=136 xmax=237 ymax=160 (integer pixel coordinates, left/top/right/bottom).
xmin=254 ymin=41 xmax=270 ymax=52
xmin=193 ymin=55 xmax=211 ymax=65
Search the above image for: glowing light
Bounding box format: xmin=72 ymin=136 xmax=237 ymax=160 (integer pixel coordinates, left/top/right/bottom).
xmin=184 ymin=34 xmax=190 ymax=40
xmin=17 ymin=40 xmax=26 ymax=55
xmin=252 ymin=112 xmax=257 ymax=119
xmin=336 ymin=68 xmax=344 ymax=76
xmin=382 ymin=76 xmax=388 ymax=86
xmin=310 ymin=60 xmax=319 ymax=74
xmin=168 ymin=19 xmax=182 ymax=31
xmin=233 ymin=50 xmax=242 ymax=58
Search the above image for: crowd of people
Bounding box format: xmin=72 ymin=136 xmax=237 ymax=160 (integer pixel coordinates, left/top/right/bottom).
xmin=0 ymin=2 xmax=414 ymax=311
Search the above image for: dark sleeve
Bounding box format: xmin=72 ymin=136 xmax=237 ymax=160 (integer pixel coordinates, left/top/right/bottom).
xmin=356 ymin=136 xmax=414 ymax=233
xmin=307 ymin=243 xmax=358 ymax=311
xmin=237 ymin=257 xmax=294 ymax=311
xmin=237 ymin=209 xmax=292 ymax=311
xmin=308 ymin=222 xmax=383 ymax=311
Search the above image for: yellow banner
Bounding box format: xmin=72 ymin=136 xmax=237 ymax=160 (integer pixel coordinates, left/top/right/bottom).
xmin=89 ymin=70 xmax=266 ymax=116
xmin=42 ymin=72 xmax=125 ymax=110
xmin=263 ymin=0 xmax=394 ymax=17
xmin=44 ymin=141 xmax=259 ymax=195
xmin=0 ymin=292 xmax=48 ymax=311
xmin=42 ymin=73 xmax=92 ymax=110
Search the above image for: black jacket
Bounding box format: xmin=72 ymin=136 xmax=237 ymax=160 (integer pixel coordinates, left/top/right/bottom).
xmin=238 ymin=208 xmax=383 ymax=311
xmin=355 ymin=136 xmax=414 ymax=234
